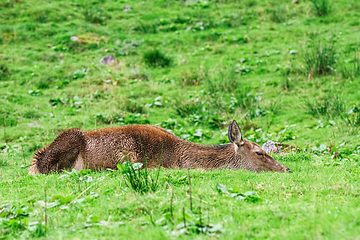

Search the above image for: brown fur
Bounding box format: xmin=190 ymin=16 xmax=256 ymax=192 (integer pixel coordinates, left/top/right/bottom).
xmin=29 ymin=120 xmax=292 ymax=174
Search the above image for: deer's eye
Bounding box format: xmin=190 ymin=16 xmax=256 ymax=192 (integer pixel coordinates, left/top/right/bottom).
xmin=256 ymin=152 xmax=263 ymax=156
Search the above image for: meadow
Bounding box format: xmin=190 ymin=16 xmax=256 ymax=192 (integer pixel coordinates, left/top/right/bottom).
xmin=0 ymin=0 xmax=360 ymax=238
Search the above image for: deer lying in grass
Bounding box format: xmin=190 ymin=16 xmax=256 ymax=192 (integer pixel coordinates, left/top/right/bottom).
xmin=29 ymin=120 xmax=292 ymax=174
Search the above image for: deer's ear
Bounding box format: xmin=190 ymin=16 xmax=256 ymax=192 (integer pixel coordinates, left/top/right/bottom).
xmin=228 ymin=120 xmax=244 ymax=146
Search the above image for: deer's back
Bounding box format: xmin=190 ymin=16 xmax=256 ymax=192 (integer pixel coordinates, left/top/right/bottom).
xmin=83 ymin=125 xmax=182 ymax=168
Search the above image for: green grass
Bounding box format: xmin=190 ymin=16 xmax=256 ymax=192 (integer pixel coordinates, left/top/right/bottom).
xmin=1 ymin=0 xmax=360 ymax=238
xmin=1 ymin=153 xmax=360 ymax=239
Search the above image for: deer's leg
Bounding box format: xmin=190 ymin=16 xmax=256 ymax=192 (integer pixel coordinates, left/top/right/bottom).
xmin=29 ymin=128 xmax=87 ymax=174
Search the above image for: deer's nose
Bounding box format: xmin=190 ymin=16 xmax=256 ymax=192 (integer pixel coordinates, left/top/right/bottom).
xmin=287 ymin=168 xmax=293 ymax=173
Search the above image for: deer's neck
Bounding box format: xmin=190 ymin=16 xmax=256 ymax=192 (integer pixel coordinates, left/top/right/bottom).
xmin=177 ymin=141 xmax=235 ymax=169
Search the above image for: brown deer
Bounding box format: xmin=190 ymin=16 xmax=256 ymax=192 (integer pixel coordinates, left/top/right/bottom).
xmin=29 ymin=120 xmax=292 ymax=174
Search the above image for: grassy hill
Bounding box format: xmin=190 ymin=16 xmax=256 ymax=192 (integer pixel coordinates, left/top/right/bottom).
xmin=1 ymin=0 xmax=360 ymax=239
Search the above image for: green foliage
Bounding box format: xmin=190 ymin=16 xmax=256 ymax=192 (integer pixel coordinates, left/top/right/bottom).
xmin=216 ymin=184 xmax=262 ymax=202
xmin=305 ymin=95 xmax=345 ymax=118
xmin=162 ymin=173 xmax=188 ymax=186
xmin=180 ymin=68 xmax=204 ymax=86
xmin=128 ymin=72 xmax=149 ymax=81
xmin=174 ymin=98 xmax=204 ymax=117
xmin=304 ymin=41 xmax=337 ymax=76
xmin=245 ymin=124 xmax=298 ymax=143
xmin=340 ymin=49 xmax=360 ymax=79
xmin=270 ymin=5 xmax=287 ymax=23
xmin=35 ymin=78 xmax=53 ymax=89
xmin=168 ymin=211 xmax=224 ymax=236
xmin=1 ymin=0 xmax=360 ymax=238
xmin=23 ymin=111 xmax=41 ymax=119
xmin=143 ymin=49 xmax=172 ymax=68
xmin=125 ymin=99 xmax=145 ymax=114
xmin=49 ymin=97 xmax=67 ymax=106
xmin=0 ymin=203 xmax=47 ymax=238
xmin=310 ymin=0 xmax=333 ymax=17
xmin=342 ymin=104 xmax=360 ymax=127
xmin=134 ymin=21 xmax=158 ymax=34
xmin=117 ymin=160 xmax=161 ymax=194
xmin=94 ymin=113 xmax=150 ymax=125
xmin=73 ymin=68 xmax=87 ymax=79
xmin=83 ymin=8 xmax=110 ymax=25
xmin=206 ymin=68 xmax=239 ymax=94
xmin=0 ymin=115 xmax=18 ymax=127
xmin=0 ymin=64 xmax=10 ymax=80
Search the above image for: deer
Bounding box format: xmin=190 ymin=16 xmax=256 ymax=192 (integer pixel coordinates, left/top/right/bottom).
xmin=29 ymin=120 xmax=292 ymax=174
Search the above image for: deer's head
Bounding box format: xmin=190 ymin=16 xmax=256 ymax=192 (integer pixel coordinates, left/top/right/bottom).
xmin=228 ymin=120 xmax=292 ymax=173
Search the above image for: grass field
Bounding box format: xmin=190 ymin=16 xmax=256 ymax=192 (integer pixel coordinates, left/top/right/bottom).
xmin=1 ymin=0 xmax=360 ymax=238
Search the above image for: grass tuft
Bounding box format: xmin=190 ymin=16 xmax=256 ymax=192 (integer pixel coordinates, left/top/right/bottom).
xmin=304 ymin=41 xmax=337 ymax=77
xmin=270 ymin=5 xmax=287 ymax=23
xmin=340 ymin=49 xmax=360 ymax=79
xmin=305 ymin=95 xmax=345 ymax=118
xmin=143 ymin=49 xmax=172 ymax=68
xmin=117 ymin=157 xmax=162 ymax=194
xmin=180 ymin=69 xmax=204 ymax=86
xmin=310 ymin=0 xmax=333 ymax=17
xmin=174 ymin=98 xmax=204 ymax=117
xmin=134 ymin=20 xmax=158 ymax=34
xmin=125 ymin=99 xmax=145 ymax=114
xmin=0 ymin=64 xmax=10 ymax=80
xmin=83 ymin=8 xmax=109 ymax=25
xmin=206 ymin=68 xmax=238 ymax=94
xmin=35 ymin=78 xmax=53 ymax=89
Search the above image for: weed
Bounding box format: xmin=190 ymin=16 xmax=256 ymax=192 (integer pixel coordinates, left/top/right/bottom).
xmin=270 ymin=5 xmax=287 ymax=23
xmin=206 ymin=68 xmax=239 ymax=94
xmin=223 ymin=35 xmax=250 ymax=44
xmin=159 ymin=118 xmax=181 ymax=131
xmin=23 ymin=111 xmax=41 ymax=119
xmin=174 ymin=98 xmax=203 ymax=117
xmin=246 ymin=107 xmax=268 ymax=119
xmin=125 ymin=99 xmax=144 ymax=114
xmin=83 ymin=8 xmax=109 ymax=25
xmin=267 ymin=100 xmax=280 ymax=115
xmin=216 ymin=184 xmax=262 ymax=202
xmin=310 ymin=0 xmax=333 ymax=17
xmin=145 ymin=96 xmax=163 ymax=108
xmin=231 ymin=88 xmax=255 ymax=110
xmin=163 ymin=172 xmax=188 ymax=185
xmin=117 ymin=157 xmax=162 ymax=194
xmin=0 ymin=64 xmax=10 ymax=80
xmin=0 ymin=0 xmax=15 ymax=8
xmin=305 ymin=95 xmax=345 ymax=118
xmin=280 ymin=65 xmax=292 ymax=91
xmin=245 ymin=124 xmax=298 ymax=144
xmin=28 ymin=89 xmax=41 ymax=96
xmin=342 ymin=104 xmax=360 ymax=127
xmin=340 ymin=49 xmax=360 ymax=79
xmin=73 ymin=68 xmax=87 ymax=79
xmin=114 ymin=40 xmax=140 ymax=56
xmin=170 ymin=210 xmax=224 ymax=236
xmin=208 ymin=115 xmax=227 ymax=129
xmin=180 ymin=69 xmax=203 ymax=86
xmin=304 ymin=41 xmax=337 ymax=77
xmin=143 ymin=49 xmax=172 ymax=68
xmin=35 ymin=78 xmax=53 ymax=89
xmin=0 ymin=115 xmax=18 ymax=127
xmin=49 ymin=97 xmax=67 ymax=106
xmin=175 ymin=128 xmax=212 ymax=142
xmin=134 ymin=20 xmax=158 ymax=34
xmin=0 ymin=202 xmax=47 ymax=238
xmin=95 ymin=113 xmax=150 ymax=125
xmin=128 ymin=72 xmax=149 ymax=81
